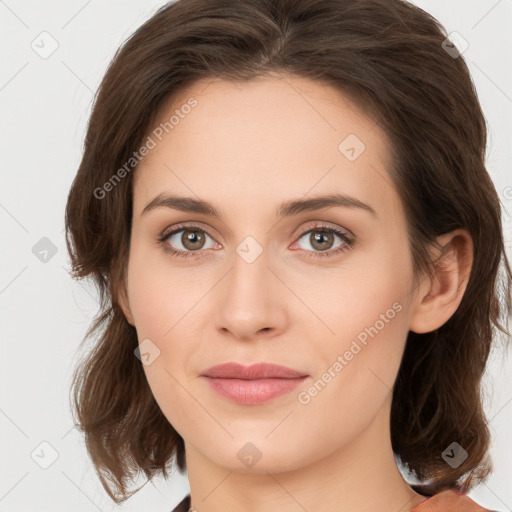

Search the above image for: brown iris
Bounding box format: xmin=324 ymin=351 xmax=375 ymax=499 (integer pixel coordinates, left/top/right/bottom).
xmin=181 ymin=229 xmax=206 ymax=251
xmin=309 ymin=230 xmax=334 ymax=251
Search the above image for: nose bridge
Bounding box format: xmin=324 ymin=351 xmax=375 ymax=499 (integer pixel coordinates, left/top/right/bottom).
xmin=214 ymin=238 xmax=287 ymax=339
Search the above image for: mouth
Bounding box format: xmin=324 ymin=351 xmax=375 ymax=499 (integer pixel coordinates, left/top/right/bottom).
xmin=201 ymin=362 xmax=308 ymax=379
xmin=200 ymin=362 xmax=310 ymax=405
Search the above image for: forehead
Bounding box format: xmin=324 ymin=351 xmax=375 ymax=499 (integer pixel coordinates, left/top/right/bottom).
xmin=133 ymin=74 xmax=400 ymax=224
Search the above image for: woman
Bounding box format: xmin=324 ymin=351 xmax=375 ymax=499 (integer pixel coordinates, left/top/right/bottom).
xmin=64 ymin=0 xmax=511 ymax=511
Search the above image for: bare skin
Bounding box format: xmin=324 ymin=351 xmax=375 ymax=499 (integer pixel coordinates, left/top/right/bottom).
xmin=118 ymin=73 xmax=473 ymax=512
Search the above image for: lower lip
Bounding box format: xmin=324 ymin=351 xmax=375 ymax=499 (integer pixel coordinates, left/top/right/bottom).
xmin=202 ymin=376 xmax=308 ymax=404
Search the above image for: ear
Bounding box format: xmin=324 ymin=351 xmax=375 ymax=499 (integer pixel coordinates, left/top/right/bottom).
xmin=117 ymin=280 xmax=135 ymax=327
xmin=409 ymin=228 xmax=473 ymax=334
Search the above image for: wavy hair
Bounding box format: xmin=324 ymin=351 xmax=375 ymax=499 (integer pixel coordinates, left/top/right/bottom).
xmin=64 ymin=0 xmax=512 ymax=503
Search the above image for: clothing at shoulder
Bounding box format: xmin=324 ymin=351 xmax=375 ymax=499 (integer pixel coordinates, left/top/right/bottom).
xmin=411 ymin=488 xmax=500 ymax=512
xmin=171 ymin=494 xmax=190 ymax=512
xmin=171 ymin=491 xmax=500 ymax=512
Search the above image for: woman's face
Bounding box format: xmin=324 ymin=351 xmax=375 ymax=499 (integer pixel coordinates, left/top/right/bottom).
xmin=120 ymin=74 xmax=422 ymax=473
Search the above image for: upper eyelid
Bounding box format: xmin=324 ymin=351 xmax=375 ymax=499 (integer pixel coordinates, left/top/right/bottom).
xmin=161 ymin=221 xmax=221 ymax=241
xmin=161 ymin=221 xmax=353 ymax=244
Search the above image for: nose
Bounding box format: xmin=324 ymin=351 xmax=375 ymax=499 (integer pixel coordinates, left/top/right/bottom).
xmin=214 ymin=246 xmax=288 ymax=342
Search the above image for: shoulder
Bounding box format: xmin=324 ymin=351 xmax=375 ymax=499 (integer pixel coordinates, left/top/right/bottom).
xmin=171 ymin=494 xmax=191 ymax=512
xmin=411 ymin=489 xmax=500 ymax=512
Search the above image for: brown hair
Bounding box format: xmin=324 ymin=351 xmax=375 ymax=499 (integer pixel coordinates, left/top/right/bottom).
xmin=64 ymin=0 xmax=512 ymax=503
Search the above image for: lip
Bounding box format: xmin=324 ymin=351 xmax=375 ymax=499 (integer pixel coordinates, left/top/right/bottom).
xmin=201 ymin=363 xmax=310 ymax=405
xmin=201 ymin=362 xmax=308 ymax=379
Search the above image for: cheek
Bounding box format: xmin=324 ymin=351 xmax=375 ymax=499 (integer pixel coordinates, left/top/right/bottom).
xmin=128 ymin=272 xmax=169 ymax=338
xmin=305 ymin=248 xmax=412 ymax=342
xmin=126 ymin=244 xmax=203 ymax=336
xmin=303 ymin=245 xmax=413 ymax=391
xmin=294 ymin=293 xmax=409 ymax=444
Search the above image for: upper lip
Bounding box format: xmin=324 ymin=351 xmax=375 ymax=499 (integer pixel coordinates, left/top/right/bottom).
xmin=201 ymin=362 xmax=308 ymax=380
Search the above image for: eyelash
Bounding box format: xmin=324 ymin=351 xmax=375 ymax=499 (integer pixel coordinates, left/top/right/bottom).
xmin=157 ymin=222 xmax=355 ymax=261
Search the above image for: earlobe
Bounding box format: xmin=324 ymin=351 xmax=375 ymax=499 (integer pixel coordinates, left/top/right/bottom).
xmin=409 ymin=229 xmax=473 ymax=334
xmin=118 ymin=282 xmax=135 ymax=327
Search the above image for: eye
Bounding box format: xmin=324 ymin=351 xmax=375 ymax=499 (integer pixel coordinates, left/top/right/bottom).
xmin=158 ymin=224 xmax=219 ymax=259
xmin=158 ymin=222 xmax=355 ymax=260
xmin=291 ymin=223 xmax=355 ymax=259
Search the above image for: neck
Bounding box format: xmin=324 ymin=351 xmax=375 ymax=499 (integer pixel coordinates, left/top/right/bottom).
xmin=183 ymin=393 xmax=427 ymax=512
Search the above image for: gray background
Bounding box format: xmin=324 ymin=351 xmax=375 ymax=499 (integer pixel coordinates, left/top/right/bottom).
xmin=1 ymin=0 xmax=511 ymax=510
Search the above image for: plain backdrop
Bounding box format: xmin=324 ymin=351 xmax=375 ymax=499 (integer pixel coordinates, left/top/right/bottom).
xmin=1 ymin=1 xmax=511 ymax=511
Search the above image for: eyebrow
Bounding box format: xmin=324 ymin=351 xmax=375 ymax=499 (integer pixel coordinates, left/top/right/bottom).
xmin=141 ymin=193 xmax=377 ymax=219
